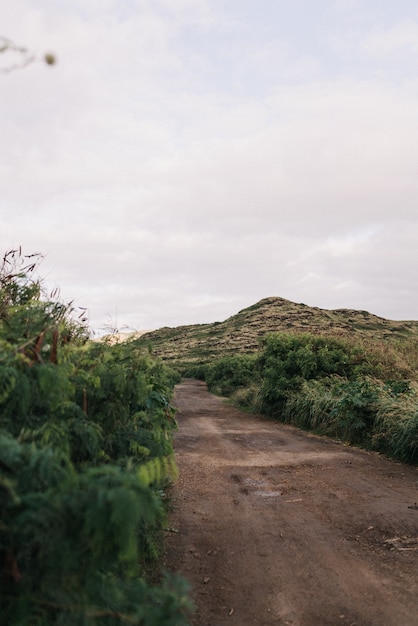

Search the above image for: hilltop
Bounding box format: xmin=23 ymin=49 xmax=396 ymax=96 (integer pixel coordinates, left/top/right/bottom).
xmin=135 ymin=297 xmax=418 ymax=367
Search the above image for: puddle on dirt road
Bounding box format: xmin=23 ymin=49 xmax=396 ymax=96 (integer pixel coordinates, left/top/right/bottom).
xmin=254 ymin=490 xmax=283 ymax=497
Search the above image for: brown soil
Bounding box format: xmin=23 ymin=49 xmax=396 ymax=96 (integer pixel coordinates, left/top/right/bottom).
xmin=164 ymin=379 xmax=418 ymax=626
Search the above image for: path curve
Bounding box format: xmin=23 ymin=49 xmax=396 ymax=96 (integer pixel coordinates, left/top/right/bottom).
xmin=164 ymin=379 xmax=418 ymax=626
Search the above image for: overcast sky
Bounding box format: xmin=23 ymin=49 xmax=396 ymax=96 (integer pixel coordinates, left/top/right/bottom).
xmin=1 ymin=1 xmax=418 ymax=334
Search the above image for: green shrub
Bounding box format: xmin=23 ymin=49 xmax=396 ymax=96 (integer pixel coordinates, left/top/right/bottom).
xmin=199 ymin=330 xmax=418 ymax=465
xmin=259 ymin=333 xmax=370 ymax=417
xmin=327 ymin=379 xmax=379 ymax=444
xmin=205 ymin=354 xmax=260 ymax=396
xmin=182 ymin=363 xmax=207 ymax=380
xmin=0 ymin=250 xmax=191 ymax=625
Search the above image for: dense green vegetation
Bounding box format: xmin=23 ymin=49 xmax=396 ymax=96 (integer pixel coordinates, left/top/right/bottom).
xmin=189 ymin=333 xmax=418 ymax=465
xmin=0 ymin=250 xmax=190 ymax=625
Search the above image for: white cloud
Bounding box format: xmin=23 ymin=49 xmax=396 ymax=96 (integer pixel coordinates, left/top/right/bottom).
xmin=361 ymin=20 xmax=418 ymax=59
xmin=1 ymin=1 xmax=418 ymax=331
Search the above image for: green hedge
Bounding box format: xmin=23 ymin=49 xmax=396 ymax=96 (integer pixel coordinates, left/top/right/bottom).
xmin=196 ymin=332 xmax=417 ymax=465
xmin=0 ymin=250 xmax=191 ymax=625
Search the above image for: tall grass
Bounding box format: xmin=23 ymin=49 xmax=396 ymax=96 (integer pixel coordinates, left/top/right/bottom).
xmin=281 ymin=379 xmax=340 ymax=432
xmin=196 ymin=332 xmax=418 ymax=465
xmin=372 ymin=382 xmax=418 ymax=463
xmin=281 ymin=378 xmax=418 ymax=464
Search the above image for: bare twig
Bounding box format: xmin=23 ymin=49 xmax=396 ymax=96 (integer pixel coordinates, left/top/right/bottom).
xmin=0 ymin=36 xmax=55 ymax=73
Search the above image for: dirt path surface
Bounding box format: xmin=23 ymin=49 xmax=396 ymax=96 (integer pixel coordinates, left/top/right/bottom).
xmin=164 ymin=379 xmax=418 ymax=626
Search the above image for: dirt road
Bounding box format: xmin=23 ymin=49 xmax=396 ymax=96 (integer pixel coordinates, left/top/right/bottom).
xmin=164 ymin=379 xmax=418 ymax=626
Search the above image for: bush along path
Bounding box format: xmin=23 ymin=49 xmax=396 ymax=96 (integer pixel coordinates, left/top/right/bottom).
xmin=0 ymin=250 xmax=191 ymax=626
xmin=165 ymin=378 xmax=418 ymax=626
xmin=193 ymin=333 xmax=418 ymax=465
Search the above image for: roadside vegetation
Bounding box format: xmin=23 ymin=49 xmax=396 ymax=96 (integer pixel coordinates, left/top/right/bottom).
xmin=0 ymin=250 xmax=190 ymax=625
xmin=187 ymin=333 xmax=418 ymax=465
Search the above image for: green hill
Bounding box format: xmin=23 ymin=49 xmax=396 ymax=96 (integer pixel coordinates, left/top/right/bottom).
xmin=135 ymin=297 xmax=418 ymax=370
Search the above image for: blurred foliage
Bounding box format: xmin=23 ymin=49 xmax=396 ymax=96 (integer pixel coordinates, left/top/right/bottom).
xmin=0 ymin=36 xmax=56 ymax=73
xmin=0 ymin=249 xmax=191 ymax=625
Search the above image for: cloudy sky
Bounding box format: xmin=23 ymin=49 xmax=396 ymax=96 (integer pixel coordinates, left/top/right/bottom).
xmin=1 ymin=1 xmax=418 ymax=334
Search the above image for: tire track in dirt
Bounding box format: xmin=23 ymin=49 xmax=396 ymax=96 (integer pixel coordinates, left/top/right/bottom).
xmin=164 ymin=379 xmax=418 ymax=626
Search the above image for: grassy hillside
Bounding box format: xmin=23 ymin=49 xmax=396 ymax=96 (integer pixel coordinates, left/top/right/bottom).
xmin=134 ymin=298 xmax=418 ymax=464
xmin=135 ymin=297 xmax=418 ymax=374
